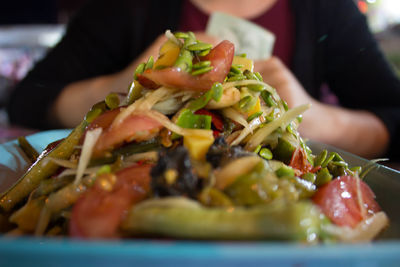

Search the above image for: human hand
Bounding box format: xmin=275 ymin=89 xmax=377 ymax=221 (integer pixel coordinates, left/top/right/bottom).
xmin=253 ymin=56 xmax=324 ymax=143
xmin=253 ymin=57 xmax=389 ymax=158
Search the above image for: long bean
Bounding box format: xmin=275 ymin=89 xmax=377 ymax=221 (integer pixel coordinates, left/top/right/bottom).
xmin=17 ymin=136 xmax=39 ymax=163
xmin=122 ymin=197 xmax=323 ymax=242
xmin=0 ymin=120 xmax=88 ymax=213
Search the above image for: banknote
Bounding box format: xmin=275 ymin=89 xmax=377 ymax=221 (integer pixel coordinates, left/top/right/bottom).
xmin=206 ymin=12 xmax=275 ymax=60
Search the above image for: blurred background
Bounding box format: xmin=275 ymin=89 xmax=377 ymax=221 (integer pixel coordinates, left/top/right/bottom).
xmin=0 ymin=0 xmax=399 ymax=141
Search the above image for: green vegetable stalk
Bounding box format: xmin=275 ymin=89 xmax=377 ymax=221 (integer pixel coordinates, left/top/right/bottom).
xmin=0 ymin=120 xmax=88 ymax=213
xmin=121 ymin=197 xmax=324 ymax=243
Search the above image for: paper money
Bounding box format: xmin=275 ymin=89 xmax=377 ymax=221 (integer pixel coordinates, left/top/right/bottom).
xmin=206 ymin=12 xmax=275 ymax=60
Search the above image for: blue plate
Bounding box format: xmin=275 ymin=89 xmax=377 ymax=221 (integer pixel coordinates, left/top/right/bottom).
xmin=0 ymin=130 xmax=400 ymax=267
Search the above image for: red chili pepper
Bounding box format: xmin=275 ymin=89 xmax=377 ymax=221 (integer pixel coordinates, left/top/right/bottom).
xmin=195 ymin=109 xmax=224 ymax=131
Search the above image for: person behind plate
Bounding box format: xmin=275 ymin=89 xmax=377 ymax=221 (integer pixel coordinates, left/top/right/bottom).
xmin=7 ymin=0 xmax=400 ymax=161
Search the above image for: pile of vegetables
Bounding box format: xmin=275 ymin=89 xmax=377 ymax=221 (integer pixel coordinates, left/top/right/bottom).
xmin=0 ymin=31 xmax=388 ymax=243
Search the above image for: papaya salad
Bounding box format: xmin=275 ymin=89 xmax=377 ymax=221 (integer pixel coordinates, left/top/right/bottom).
xmin=0 ymin=31 xmax=388 ymax=243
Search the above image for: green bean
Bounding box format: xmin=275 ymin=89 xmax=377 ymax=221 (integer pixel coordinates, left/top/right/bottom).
xmin=227 ymin=74 xmax=246 ymax=82
xmin=281 ymin=100 xmax=289 ymax=111
xmin=254 ymin=72 xmax=263 ymax=81
xmin=315 ymin=167 xmax=332 ymax=187
xmin=286 ymin=124 xmax=295 ymax=135
xmin=0 ymin=120 xmax=88 ymax=213
xmin=328 ymin=164 xmax=348 ymax=177
xmin=105 ymin=93 xmax=120 ymax=110
xmin=334 ymin=152 xmax=344 ymax=161
xmin=321 ymin=152 xmax=335 ymax=168
xmin=187 ymin=42 xmax=213 ymax=52
xmin=238 ymin=95 xmax=252 ymax=110
xmin=144 ymin=56 xmax=154 ymax=70
xmin=174 ymin=49 xmax=193 ymax=72
xmin=330 ymin=160 xmax=348 ymax=168
xmin=259 ymin=148 xmax=273 ymax=160
xmin=314 ymin=150 xmax=327 ymax=167
xmin=211 ymin=82 xmax=223 ymax=102
xmin=253 ymin=145 xmax=262 ymax=154
xmin=247 ymin=84 xmax=266 ymax=92
xmin=174 ymin=32 xmax=189 ymax=39
xmin=191 ymin=66 xmax=213 ymax=76
xmin=180 ymin=32 xmax=198 ymax=49
xmin=276 ymin=166 xmax=295 ymax=178
xmin=229 ymin=64 xmax=242 ymax=74
xmin=247 ymin=111 xmax=263 ymax=122
xmin=192 ymin=61 xmax=211 ymax=69
xmin=85 ymin=108 xmax=103 ymax=123
xmin=261 ymin=91 xmax=276 ymax=107
xmin=197 ymin=49 xmax=211 ymax=57
xmin=91 ymin=101 xmax=108 ymax=112
xmin=85 ymin=101 xmax=107 ymax=123
xmin=134 ymin=63 xmax=145 ymax=79
xmin=18 ymin=136 xmax=39 ymax=163
xmin=243 ymin=70 xmax=258 ymax=80
xmin=126 ymin=80 xmax=143 ymax=105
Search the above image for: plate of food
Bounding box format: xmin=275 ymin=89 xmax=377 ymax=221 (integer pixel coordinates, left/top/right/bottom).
xmin=0 ymin=31 xmax=399 ymax=267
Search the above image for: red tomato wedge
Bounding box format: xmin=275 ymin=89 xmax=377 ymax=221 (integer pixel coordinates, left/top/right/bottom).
xmin=69 ymin=164 xmax=152 ymax=238
xmin=86 ymin=108 xmax=162 ymax=157
xmin=138 ymin=40 xmax=234 ymax=91
xmin=312 ymin=175 xmax=381 ymax=228
xmin=93 ymin=114 xmax=162 ymax=156
xmin=86 ymin=108 xmax=121 ymax=131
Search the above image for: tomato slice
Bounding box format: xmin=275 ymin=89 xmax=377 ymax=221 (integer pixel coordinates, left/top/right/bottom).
xmin=139 ymin=40 xmax=234 ymax=91
xmin=86 ymin=108 xmax=121 ymax=131
xmin=69 ymin=164 xmax=152 ymax=238
xmin=93 ymin=113 xmax=162 ymax=156
xmin=312 ymin=175 xmax=381 ymax=228
xmin=85 ymin=108 xmax=162 ymax=157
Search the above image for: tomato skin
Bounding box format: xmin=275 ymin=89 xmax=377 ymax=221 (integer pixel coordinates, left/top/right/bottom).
xmin=84 ymin=108 xmax=162 ymax=157
xmin=87 ymin=108 xmax=121 ymax=131
xmin=312 ymin=176 xmax=381 ymax=228
xmin=93 ymin=113 xmax=162 ymax=156
xmin=69 ymin=164 xmax=152 ymax=238
xmin=139 ymin=40 xmax=234 ymax=91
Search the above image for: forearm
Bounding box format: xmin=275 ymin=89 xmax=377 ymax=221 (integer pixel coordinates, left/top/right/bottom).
xmin=50 ymin=70 xmax=133 ymax=128
xmin=49 ymin=35 xmax=169 ymax=128
xmin=299 ymin=102 xmax=390 ymax=159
